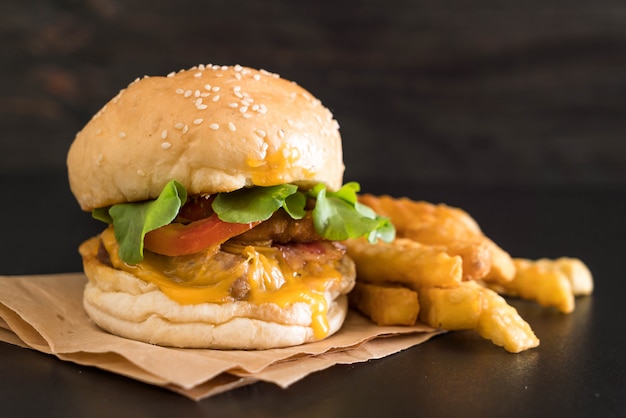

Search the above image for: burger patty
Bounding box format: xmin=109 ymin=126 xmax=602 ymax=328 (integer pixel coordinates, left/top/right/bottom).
xmin=233 ymin=209 xmax=321 ymax=244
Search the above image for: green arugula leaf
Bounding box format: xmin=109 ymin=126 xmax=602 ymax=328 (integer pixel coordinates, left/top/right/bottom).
xmin=92 ymin=207 xmax=113 ymax=223
xmin=328 ymin=181 xmax=360 ymax=204
xmin=309 ymin=183 xmax=395 ymax=243
xmin=212 ymin=184 xmax=302 ymax=223
xmin=99 ymin=180 xmax=187 ymax=264
xmin=283 ymin=191 xmax=306 ymax=219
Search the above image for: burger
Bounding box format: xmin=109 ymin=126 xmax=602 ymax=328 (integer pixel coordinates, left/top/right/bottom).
xmin=67 ymin=64 xmax=394 ymax=349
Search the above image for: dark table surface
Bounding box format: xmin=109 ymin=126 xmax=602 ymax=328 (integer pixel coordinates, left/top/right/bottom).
xmin=0 ymin=172 xmax=624 ymax=418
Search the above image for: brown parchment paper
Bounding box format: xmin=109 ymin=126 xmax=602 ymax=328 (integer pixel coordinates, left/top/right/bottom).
xmin=0 ymin=273 xmax=441 ymax=400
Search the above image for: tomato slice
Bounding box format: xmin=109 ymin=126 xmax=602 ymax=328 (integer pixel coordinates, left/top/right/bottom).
xmin=144 ymin=214 xmax=259 ymax=257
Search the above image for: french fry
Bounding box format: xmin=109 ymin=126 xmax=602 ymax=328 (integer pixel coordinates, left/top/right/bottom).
xmin=551 ymin=257 xmax=594 ymax=296
xmin=481 ymin=238 xmax=516 ymax=284
xmin=487 ymin=257 xmax=593 ymax=313
xmin=359 ymin=194 xmax=515 ymax=283
xmin=349 ymin=281 xmax=419 ymax=326
xmin=418 ymin=282 xmax=482 ymax=330
xmin=476 ymin=284 xmax=540 ymax=353
xmin=344 ymin=237 xmax=463 ymax=289
xmin=419 ymin=281 xmax=539 ymax=353
xmin=440 ymin=240 xmax=492 ymax=281
xmin=359 ymin=194 xmax=482 ymax=244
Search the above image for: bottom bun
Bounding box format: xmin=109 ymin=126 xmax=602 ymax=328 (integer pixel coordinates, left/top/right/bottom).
xmin=81 ymin=243 xmax=351 ymax=349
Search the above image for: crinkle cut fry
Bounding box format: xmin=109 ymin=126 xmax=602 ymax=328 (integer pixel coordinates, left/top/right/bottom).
xmin=344 ymin=237 xmax=463 ymax=289
xmin=419 ymin=281 xmax=540 ymax=353
xmin=486 ymin=257 xmax=594 ymax=314
xmin=358 ymin=194 xmax=515 ymax=283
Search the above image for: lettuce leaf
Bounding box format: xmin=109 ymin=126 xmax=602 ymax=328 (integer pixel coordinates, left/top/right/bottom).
xmin=93 ymin=180 xmax=394 ymax=264
xmin=308 ymin=182 xmax=395 ymax=243
xmin=93 ymin=180 xmax=186 ymax=264
xmin=212 ymin=184 xmax=302 ymax=223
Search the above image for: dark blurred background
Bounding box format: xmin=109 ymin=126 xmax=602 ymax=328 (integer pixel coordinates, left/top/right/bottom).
xmin=2 ymin=0 xmax=626 ymax=188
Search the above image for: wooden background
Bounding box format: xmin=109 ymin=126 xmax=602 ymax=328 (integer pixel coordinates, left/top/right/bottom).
xmin=2 ymin=0 xmax=625 ymax=188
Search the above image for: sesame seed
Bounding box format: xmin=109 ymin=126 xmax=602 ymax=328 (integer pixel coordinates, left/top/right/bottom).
xmin=194 ymin=72 xmax=202 ymax=78
xmin=182 ymin=124 xmax=189 ymax=134
xmin=242 ymin=113 xmax=252 ymax=119
xmin=193 ymin=118 xmax=203 ymax=125
xmin=195 ymin=90 xmax=201 ymax=97
xmin=212 ymin=95 xmax=220 ymax=102
xmin=251 ymin=104 xmax=259 ymax=111
xmin=211 ymin=86 xmax=221 ymax=92
xmin=278 ymin=129 xmax=285 ymax=139
xmin=174 ymin=122 xmax=184 ymax=130
xmin=255 ymin=129 xmax=267 ymax=138
xmin=176 ymin=88 xmax=184 ymax=94
xmin=184 ymin=90 xmax=192 ymax=98
xmin=233 ymin=86 xmax=241 ymax=92
xmin=234 ymin=91 xmax=243 ymax=99
xmin=195 ymin=98 xmax=203 ymax=106
xmin=119 ymin=132 xmax=127 ymax=139
xmin=253 ymin=74 xmax=261 ymax=81
xmin=161 ymin=142 xmax=172 ymax=149
xmin=161 ymin=129 xmax=168 ymax=139
xmin=228 ymin=102 xmax=238 ymax=108
xmin=209 ymin=123 xmax=219 ymax=130
xmin=137 ymin=169 xmax=145 ymax=176
xmin=228 ymin=122 xmax=236 ymax=131
xmin=221 ymin=65 xmax=228 ymax=70
xmin=239 ymin=106 xmax=248 ymax=113
xmin=197 ymin=104 xmax=208 ymax=110
xmin=234 ymin=64 xmax=243 ymax=72
xmin=198 ymin=64 xmax=206 ymax=70
xmin=201 ymin=92 xmax=210 ymax=97
xmin=167 ymin=71 xmax=176 ymax=78
xmin=241 ymin=99 xmax=251 ymax=106
xmin=204 ymin=84 xmax=212 ymax=91
xmin=235 ymin=73 xmax=242 ymax=80
xmin=261 ymin=69 xmax=279 ymax=78
xmin=258 ymin=104 xmax=268 ymax=114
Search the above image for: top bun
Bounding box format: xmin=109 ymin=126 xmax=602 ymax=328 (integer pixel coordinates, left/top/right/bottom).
xmin=67 ymin=64 xmax=345 ymax=211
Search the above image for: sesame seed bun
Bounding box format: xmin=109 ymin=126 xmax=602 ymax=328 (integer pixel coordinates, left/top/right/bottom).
xmin=67 ymin=64 xmax=344 ymax=211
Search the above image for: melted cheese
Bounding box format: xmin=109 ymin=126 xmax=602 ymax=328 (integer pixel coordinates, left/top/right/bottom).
xmin=99 ymin=227 xmax=341 ymax=338
xmin=247 ymin=143 xmax=316 ymax=185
